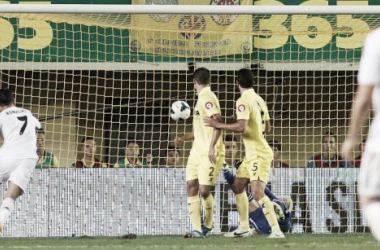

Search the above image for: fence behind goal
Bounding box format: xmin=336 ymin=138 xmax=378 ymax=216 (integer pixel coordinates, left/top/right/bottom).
xmin=0 ymin=3 xmax=378 ymax=236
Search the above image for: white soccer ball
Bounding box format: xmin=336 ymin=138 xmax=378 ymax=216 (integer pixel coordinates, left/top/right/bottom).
xmin=170 ymin=101 xmax=191 ymax=122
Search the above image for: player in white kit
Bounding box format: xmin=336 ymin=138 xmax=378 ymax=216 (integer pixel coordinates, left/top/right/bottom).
xmin=0 ymin=88 xmax=41 ymax=234
xmin=341 ymin=28 xmax=380 ymax=242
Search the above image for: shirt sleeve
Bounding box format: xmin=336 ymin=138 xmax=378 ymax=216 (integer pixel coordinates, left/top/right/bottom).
xmin=29 ymin=112 xmax=41 ymax=130
xmin=203 ymin=97 xmax=220 ymax=117
xmin=358 ymin=30 xmax=380 ymax=86
xmin=35 ymin=119 xmax=42 ymax=130
xmin=236 ymin=98 xmax=250 ymax=120
xmin=262 ymin=103 xmax=270 ymax=121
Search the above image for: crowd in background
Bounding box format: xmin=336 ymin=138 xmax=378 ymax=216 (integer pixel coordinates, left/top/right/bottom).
xmin=35 ymin=128 xmax=365 ymax=169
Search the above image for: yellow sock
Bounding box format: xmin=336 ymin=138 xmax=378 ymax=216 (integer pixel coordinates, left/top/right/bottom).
xmin=202 ymin=195 xmax=214 ymax=229
xmin=258 ymin=196 xmax=281 ymax=232
xmin=188 ymin=196 xmax=202 ymax=232
xmin=236 ymin=192 xmax=250 ymax=231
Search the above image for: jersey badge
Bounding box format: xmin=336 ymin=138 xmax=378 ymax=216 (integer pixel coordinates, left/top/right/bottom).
xmin=205 ymin=102 xmax=213 ymax=109
xmin=238 ymin=104 xmax=246 ymax=112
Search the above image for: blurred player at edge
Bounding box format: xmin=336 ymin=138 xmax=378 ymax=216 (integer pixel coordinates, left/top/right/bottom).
xmin=0 ymin=88 xmax=41 ymax=234
xmin=175 ymin=67 xmax=225 ymax=238
xmin=204 ymin=68 xmax=284 ymax=238
xmin=341 ymin=28 xmax=380 ymax=242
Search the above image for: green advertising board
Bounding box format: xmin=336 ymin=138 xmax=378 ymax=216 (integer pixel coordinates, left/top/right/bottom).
xmin=0 ymin=0 xmax=379 ymax=67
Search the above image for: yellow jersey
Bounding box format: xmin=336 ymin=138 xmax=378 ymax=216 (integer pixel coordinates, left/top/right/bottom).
xmin=191 ymin=86 xmax=225 ymax=156
xmin=236 ymin=88 xmax=272 ymax=159
xmin=35 ymin=151 xmax=59 ymax=169
xmin=114 ymin=157 xmax=142 ymax=168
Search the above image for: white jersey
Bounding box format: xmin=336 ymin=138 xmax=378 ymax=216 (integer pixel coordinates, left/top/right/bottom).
xmin=358 ymin=28 xmax=380 ymax=153
xmin=0 ymin=106 xmax=41 ymax=159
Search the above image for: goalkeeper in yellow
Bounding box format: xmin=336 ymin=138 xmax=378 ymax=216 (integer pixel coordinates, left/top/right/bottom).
xmin=204 ymin=68 xmax=284 ymax=238
xmin=175 ymin=67 xmax=225 ymax=238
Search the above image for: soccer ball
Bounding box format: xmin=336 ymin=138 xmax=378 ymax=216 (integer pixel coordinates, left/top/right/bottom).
xmin=170 ymin=101 xmax=191 ymax=122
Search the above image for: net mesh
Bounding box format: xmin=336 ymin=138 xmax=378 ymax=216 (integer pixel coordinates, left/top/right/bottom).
xmin=0 ymin=6 xmax=377 ymax=236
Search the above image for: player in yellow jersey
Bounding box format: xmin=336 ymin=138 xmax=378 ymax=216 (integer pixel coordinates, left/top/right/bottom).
xmin=204 ymin=68 xmax=284 ymax=239
xmin=175 ymin=67 xmax=225 ymax=238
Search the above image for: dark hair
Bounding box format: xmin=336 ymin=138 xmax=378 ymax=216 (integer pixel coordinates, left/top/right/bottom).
xmin=36 ymin=128 xmax=45 ymax=135
xmin=0 ymin=88 xmax=14 ymax=106
xmin=268 ymin=140 xmax=281 ymax=151
xmin=81 ymin=137 xmax=95 ymax=143
xmin=225 ymin=134 xmax=237 ymax=143
xmin=126 ymin=137 xmax=138 ymax=146
xmin=322 ymin=131 xmax=337 ymax=142
xmin=193 ymin=67 xmax=210 ymax=86
xmin=166 ymin=145 xmax=179 ymax=156
xmin=236 ymin=68 xmax=255 ymax=88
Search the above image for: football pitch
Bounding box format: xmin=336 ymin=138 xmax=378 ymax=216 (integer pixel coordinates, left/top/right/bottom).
xmin=0 ymin=234 xmax=378 ymax=250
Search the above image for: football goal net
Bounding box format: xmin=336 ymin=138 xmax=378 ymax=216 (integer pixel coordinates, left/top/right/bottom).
xmin=0 ymin=3 xmax=379 ymax=237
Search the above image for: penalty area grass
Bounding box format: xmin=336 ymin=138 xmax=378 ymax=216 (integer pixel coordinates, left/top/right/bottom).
xmin=0 ymin=233 xmax=378 ymax=250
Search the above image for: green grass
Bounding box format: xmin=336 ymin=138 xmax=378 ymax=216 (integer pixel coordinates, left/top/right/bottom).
xmin=0 ymin=234 xmax=378 ymax=250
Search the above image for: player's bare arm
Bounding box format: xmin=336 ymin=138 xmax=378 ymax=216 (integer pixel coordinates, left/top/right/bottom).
xmin=175 ymin=131 xmax=194 ymax=145
xmin=341 ymin=85 xmax=373 ymax=161
xmin=204 ymin=118 xmax=247 ymax=134
xmin=208 ymin=113 xmax=222 ymax=164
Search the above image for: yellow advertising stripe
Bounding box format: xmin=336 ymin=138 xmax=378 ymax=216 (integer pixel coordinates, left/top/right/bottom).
xmin=337 ymin=0 xmax=368 ymax=5
xmin=19 ymin=1 xmax=51 ymax=4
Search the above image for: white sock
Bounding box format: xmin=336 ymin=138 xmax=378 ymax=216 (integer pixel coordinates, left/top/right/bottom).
xmin=0 ymin=197 xmax=15 ymax=224
xmin=364 ymin=202 xmax=380 ymax=242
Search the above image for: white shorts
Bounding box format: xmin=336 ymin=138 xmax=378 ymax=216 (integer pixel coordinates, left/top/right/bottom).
xmin=0 ymin=158 xmax=37 ymax=192
xmin=359 ymin=152 xmax=380 ymax=198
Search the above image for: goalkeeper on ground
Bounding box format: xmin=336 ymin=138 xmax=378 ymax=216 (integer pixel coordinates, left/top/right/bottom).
xmin=223 ymin=164 xmax=292 ymax=234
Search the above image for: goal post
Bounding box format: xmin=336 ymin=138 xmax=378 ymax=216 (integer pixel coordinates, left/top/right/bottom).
xmin=0 ymin=4 xmax=377 ymax=236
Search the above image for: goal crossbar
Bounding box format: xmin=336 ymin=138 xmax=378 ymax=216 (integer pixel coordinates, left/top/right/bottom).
xmin=1 ymin=5 xmax=380 ymax=14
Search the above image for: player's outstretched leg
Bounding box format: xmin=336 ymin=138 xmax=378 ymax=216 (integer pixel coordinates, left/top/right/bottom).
xmin=224 ymin=178 xmax=250 ymax=238
xmin=200 ymin=185 xmax=214 ymax=237
xmin=0 ymin=182 xmax=23 ymax=235
xmin=224 ymin=192 xmax=250 ymax=238
xmin=258 ymin=196 xmax=284 ymax=238
xmin=186 ymin=180 xmax=204 ymax=238
xmin=363 ymin=200 xmax=380 ymax=242
xmin=0 ymin=197 xmax=14 ymax=230
xmin=251 ymin=181 xmax=284 ymax=239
